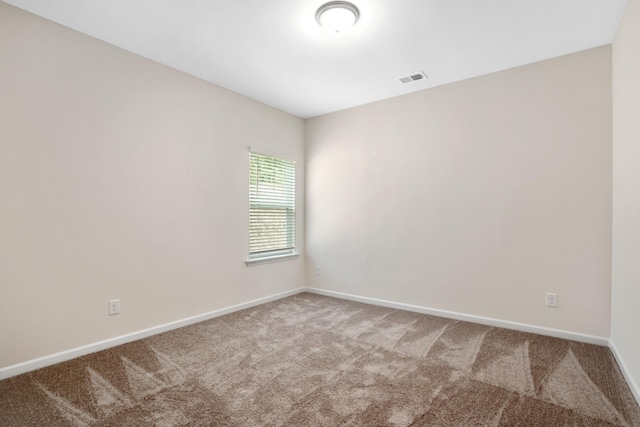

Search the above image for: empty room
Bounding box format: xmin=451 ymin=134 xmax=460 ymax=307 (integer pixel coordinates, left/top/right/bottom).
xmin=1 ymin=0 xmax=639 ymax=425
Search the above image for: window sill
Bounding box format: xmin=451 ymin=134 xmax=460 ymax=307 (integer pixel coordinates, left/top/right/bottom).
xmin=245 ymin=253 xmax=299 ymax=267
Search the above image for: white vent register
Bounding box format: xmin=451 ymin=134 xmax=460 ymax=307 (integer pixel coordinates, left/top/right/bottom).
xmin=399 ymin=71 xmax=428 ymax=84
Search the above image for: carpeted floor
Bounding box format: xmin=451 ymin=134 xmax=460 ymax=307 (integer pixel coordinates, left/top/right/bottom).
xmin=1 ymin=292 xmax=639 ymax=426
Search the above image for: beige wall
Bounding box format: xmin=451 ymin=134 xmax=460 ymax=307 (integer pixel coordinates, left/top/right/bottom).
xmin=0 ymin=3 xmax=304 ymax=369
xmin=612 ymin=0 xmax=640 ymax=398
xmin=306 ymin=46 xmax=612 ymax=337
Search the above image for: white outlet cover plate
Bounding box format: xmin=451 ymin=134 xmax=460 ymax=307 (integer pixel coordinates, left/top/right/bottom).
xmin=109 ymin=299 xmax=120 ymax=315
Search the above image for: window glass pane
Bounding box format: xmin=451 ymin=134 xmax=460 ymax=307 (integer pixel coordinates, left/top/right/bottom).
xmin=249 ymin=152 xmax=295 ymax=258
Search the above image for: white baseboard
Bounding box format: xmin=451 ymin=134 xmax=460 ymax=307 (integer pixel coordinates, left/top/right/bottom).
xmin=0 ymin=287 xmax=305 ymax=381
xmin=304 ymin=287 xmax=610 ymax=346
xmin=0 ymin=285 xmax=616 ymax=381
xmin=609 ymin=338 xmax=640 ymax=406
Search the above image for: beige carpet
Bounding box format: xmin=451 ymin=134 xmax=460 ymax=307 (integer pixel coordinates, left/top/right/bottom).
xmin=1 ymin=292 xmax=639 ymax=426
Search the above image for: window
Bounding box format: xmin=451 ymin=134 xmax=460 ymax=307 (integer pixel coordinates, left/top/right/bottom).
xmin=248 ymin=151 xmax=296 ymax=263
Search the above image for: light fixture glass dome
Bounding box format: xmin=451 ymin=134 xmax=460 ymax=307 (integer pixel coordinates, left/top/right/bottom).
xmin=316 ymin=2 xmax=360 ymax=36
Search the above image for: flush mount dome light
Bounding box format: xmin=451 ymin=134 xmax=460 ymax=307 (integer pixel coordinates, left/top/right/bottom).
xmin=316 ymin=1 xmax=360 ymax=36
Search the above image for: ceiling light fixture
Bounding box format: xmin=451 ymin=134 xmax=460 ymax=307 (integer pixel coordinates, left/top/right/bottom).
xmin=316 ymin=1 xmax=360 ymax=36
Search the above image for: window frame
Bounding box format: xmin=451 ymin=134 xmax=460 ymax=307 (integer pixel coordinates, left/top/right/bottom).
xmin=245 ymin=149 xmax=298 ymax=266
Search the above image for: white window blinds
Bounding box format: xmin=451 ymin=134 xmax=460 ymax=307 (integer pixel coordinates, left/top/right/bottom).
xmin=249 ymin=152 xmax=296 ymax=259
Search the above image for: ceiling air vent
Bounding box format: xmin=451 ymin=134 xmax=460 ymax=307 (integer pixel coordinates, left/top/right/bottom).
xmin=399 ymin=71 xmax=428 ymax=84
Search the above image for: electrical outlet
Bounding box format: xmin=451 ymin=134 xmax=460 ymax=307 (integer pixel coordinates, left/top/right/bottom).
xmin=314 ymin=265 xmax=321 ymax=275
xmin=109 ymin=299 xmax=120 ymax=315
xmin=546 ymin=293 xmax=558 ymax=308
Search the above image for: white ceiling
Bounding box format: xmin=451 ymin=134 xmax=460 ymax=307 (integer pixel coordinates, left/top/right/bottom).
xmin=2 ymin=0 xmax=628 ymax=118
